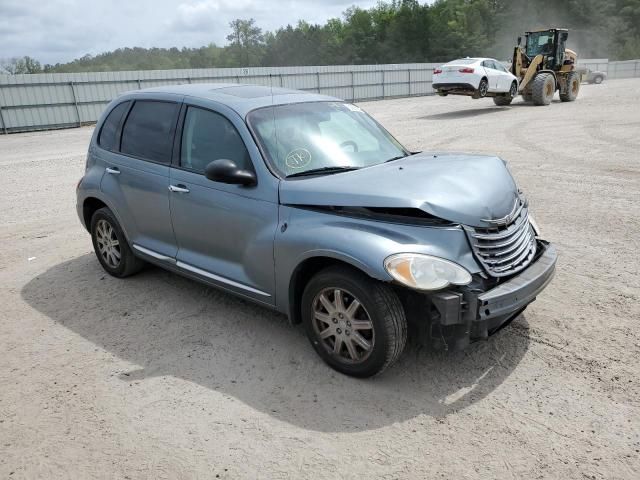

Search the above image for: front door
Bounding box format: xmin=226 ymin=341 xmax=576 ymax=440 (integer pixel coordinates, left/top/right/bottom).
xmin=100 ymin=99 xmax=181 ymax=259
xmin=168 ymin=104 xmax=278 ymax=304
xmin=495 ymin=61 xmax=514 ymax=92
xmin=482 ymin=60 xmax=500 ymax=92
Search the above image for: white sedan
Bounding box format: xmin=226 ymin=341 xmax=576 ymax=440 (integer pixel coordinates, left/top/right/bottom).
xmin=432 ymin=58 xmax=519 ymax=105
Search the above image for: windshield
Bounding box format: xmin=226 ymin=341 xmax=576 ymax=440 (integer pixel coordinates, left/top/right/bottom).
xmin=526 ymin=31 xmax=555 ymax=57
xmin=247 ymin=102 xmax=408 ymax=177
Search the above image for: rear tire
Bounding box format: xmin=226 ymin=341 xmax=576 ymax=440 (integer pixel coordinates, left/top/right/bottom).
xmin=90 ymin=207 xmax=145 ymax=278
xmin=593 ymin=75 xmax=603 ymax=85
xmin=522 ymin=92 xmax=533 ymax=102
xmin=560 ymin=72 xmax=580 ymax=102
xmin=531 ymin=73 xmax=556 ymax=105
xmin=301 ymin=266 xmax=407 ymax=378
xmin=473 ymin=78 xmax=489 ymax=99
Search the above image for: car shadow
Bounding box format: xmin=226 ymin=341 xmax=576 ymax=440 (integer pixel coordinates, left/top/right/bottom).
xmin=420 ymin=106 xmax=512 ymax=120
xmin=21 ymin=254 xmax=531 ymax=433
xmin=421 ymin=98 xmax=565 ymax=120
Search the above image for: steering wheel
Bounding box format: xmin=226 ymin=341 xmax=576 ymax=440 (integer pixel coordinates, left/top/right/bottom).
xmin=340 ymin=140 xmax=359 ymax=152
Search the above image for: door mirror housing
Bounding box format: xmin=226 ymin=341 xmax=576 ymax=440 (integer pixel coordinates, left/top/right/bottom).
xmin=205 ymin=159 xmax=257 ymax=186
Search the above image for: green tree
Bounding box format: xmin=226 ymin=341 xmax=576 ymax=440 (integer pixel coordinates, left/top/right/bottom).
xmin=226 ymin=18 xmax=264 ymax=66
xmin=6 ymin=0 xmax=636 ymax=74
xmin=1 ymin=56 xmax=42 ymax=74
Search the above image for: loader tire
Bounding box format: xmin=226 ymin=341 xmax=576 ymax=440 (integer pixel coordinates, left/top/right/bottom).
xmin=522 ymin=92 xmax=533 ymax=102
xmin=560 ymin=72 xmax=580 ymax=102
xmin=531 ymin=73 xmax=555 ymax=106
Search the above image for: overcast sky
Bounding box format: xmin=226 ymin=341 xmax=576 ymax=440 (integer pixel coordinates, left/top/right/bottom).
xmin=1 ymin=0 xmax=381 ymax=65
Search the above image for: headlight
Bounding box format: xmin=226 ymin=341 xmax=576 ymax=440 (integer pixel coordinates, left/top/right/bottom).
xmin=384 ymin=253 xmax=472 ymax=291
xmin=529 ymin=215 xmax=541 ymax=236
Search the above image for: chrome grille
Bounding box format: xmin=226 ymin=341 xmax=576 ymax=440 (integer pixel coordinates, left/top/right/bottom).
xmin=465 ymin=199 xmax=537 ymax=278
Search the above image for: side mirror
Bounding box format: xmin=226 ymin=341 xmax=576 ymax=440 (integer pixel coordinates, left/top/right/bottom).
xmin=204 ymin=159 xmax=256 ymax=186
xmin=517 ymin=36 xmax=522 ymax=46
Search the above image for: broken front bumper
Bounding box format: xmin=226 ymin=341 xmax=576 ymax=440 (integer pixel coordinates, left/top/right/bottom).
xmin=417 ymin=241 xmax=557 ymax=350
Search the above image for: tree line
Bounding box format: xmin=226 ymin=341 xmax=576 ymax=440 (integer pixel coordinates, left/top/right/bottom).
xmin=2 ymin=0 xmax=639 ymax=74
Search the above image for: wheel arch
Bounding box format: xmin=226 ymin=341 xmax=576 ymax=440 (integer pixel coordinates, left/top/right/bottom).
xmin=81 ymin=195 xmax=131 ymax=245
xmin=288 ymin=254 xmax=386 ymax=325
xmin=82 ymin=197 xmax=108 ymax=232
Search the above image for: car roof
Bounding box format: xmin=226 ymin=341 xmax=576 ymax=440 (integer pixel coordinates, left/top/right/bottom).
xmin=122 ymin=83 xmax=341 ymax=118
xmin=446 ymin=58 xmax=490 ymax=63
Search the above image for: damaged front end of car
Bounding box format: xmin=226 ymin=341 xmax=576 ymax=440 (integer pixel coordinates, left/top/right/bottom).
xmin=277 ymin=152 xmax=557 ymax=351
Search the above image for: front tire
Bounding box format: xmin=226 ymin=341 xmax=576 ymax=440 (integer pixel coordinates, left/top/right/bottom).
xmin=90 ymin=207 xmax=145 ymax=278
xmin=493 ymin=81 xmax=517 ymax=106
xmin=301 ymin=266 xmax=407 ymax=378
xmin=531 ymin=73 xmax=556 ymax=106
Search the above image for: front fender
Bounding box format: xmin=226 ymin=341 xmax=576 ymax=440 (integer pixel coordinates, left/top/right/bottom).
xmin=273 ymin=205 xmax=480 ymax=315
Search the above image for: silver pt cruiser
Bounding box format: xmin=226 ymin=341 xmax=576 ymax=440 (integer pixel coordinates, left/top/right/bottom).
xmin=76 ymin=84 xmax=557 ymax=377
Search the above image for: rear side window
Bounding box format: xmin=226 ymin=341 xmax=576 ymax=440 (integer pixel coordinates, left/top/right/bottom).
xmin=180 ymin=107 xmax=251 ymax=173
xmin=98 ymin=101 xmax=129 ymax=151
xmin=120 ymin=101 xmax=180 ymax=163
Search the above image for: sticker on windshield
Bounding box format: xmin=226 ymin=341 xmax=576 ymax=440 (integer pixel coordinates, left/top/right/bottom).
xmin=285 ymin=148 xmax=312 ymax=169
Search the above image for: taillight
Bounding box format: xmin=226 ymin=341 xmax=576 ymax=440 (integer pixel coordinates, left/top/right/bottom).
xmin=459 ymin=68 xmax=475 ymax=74
xmin=434 ymin=69 xmax=442 ymax=75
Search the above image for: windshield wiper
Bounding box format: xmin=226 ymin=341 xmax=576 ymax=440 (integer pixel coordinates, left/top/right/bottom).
xmin=385 ymin=154 xmax=408 ymax=163
xmin=286 ymin=166 xmax=360 ymax=178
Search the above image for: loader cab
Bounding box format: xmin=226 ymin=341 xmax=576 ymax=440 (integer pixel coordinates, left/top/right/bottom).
xmin=524 ymin=28 xmax=569 ymax=70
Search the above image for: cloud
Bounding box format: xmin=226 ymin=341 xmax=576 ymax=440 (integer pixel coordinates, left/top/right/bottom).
xmin=0 ymin=0 xmax=380 ymax=64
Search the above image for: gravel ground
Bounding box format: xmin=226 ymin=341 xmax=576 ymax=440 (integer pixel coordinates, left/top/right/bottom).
xmin=1 ymin=79 xmax=639 ymax=479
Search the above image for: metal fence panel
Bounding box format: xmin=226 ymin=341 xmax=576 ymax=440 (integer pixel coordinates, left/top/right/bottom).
xmin=0 ymin=59 xmax=636 ymax=133
xmin=609 ymin=60 xmax=640 ymax=79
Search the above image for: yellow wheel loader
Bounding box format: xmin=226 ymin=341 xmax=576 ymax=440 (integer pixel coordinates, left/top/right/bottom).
xmin=511 ymin=28 xmax=580 ymax=106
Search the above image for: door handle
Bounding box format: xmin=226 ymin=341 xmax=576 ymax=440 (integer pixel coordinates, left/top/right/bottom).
xmin=169 ymin=184 xmax=190 ymax=193
xmin=105 ymin=167 xmax=120 ymax=175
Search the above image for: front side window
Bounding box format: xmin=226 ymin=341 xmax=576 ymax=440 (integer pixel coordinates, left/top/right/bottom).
xmin=180 ymin=107 xmax=251 ymax=174
xmin=120 ymin=101 xmax=180 ymax=163
xmin=98 ymin=101 xmax=129 ymax=151
xmin=247 ymin=102 xmax=407 ymax=178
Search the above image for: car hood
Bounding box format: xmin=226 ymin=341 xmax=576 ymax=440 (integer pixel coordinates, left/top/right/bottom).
xmin=279 ymin=152 xmax=520 ymax=228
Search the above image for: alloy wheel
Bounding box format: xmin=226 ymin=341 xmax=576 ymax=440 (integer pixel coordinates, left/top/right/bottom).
xmin=479 ymin=81 xmax=488 ymax=97
xmin=95 ymin=219 xmax=121 ymax=268
xmin=311 ymin=287 xmax=375 ymax=364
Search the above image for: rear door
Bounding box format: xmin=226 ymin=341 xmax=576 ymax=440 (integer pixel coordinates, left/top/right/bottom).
xmin=100 ymin=97 xmax=181 ymax=259
xmin=168 ymin=101 xmax=279 ymax=304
